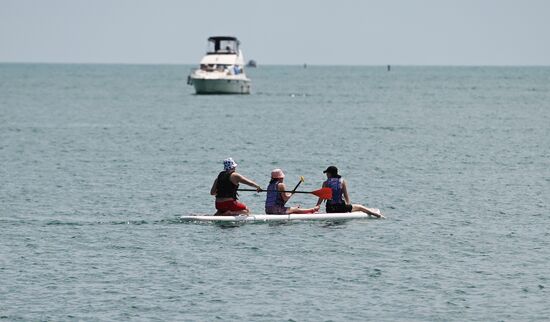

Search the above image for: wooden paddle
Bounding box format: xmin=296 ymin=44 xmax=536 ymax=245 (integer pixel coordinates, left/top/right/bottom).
xmin=238 ymin=187 xmax=332 ymax=199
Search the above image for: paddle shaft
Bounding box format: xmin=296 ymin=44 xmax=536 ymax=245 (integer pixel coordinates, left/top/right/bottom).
xmin=238 ymin=186 xmax=332 ymax=199
xmin=290 ymin=177 xmax=304 ymax=194
xmin=238 ymin=188 xmax=318 ymax=194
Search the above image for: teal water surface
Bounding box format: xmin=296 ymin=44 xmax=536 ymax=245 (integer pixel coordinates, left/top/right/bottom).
xmin=1 ymin=64 xmax=549 ymax=321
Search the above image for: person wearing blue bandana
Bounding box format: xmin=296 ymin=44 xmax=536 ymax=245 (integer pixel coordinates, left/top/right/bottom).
xmin=210 ymin=157 xmax=262 ymax=216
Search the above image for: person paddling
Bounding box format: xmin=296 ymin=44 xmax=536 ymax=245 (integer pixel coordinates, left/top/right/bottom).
xmin=315 ymin=166 xmax=383 ymax=218
xmin=265 ymin=169 xmax=320 ymax=215
xmin=210 ymin=158 xmax=262 ymax=216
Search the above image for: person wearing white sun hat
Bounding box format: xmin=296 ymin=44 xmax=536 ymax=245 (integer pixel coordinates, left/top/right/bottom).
xmin=210 ymin=157 xmax=262 ymax=216
xmin=265 ymin=168 xmax=320 ymax=215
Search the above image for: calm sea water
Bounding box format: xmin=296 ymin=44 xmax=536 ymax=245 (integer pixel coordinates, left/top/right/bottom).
xmin=1 ymin=64 xmax=549 ymax=321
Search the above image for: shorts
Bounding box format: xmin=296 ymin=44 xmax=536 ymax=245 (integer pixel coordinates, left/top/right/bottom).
xmin=215 ymin=200 xmax=247 ymax=213
xmin=326 ymin=203 xmax=353 ymax=213
xmin=265 ymin=206 xmax=289 ymax=215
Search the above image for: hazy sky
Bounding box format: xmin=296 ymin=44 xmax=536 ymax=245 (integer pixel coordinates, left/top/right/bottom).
xmin=1 ymin=0 xmax=549 ymax=65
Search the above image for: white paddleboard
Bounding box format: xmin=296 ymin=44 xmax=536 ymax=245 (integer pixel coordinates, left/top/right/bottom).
xmin=180 ymin=212 xmax=377 ymax=222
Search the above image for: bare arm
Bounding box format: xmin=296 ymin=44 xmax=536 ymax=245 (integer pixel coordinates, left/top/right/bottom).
xmin=231 ymin=173 xmax=262 ymax=191
xmin=342 ymin=180 xmax=350 ymax=204
xmin=210 ymin=178 xmax=218 ymax=196
xmin=278 ymin=183 xmax=292 ymax=202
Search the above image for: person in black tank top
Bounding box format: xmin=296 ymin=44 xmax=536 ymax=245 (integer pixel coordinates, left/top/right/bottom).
xmin=210 ymin=158 xmax=262 ymax=216
xmin=315 ymin=166 xmax=384 ymax=218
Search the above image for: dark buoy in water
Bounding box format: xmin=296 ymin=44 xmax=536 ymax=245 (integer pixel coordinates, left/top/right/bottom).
xmin=303 ymin=63 xmax=307 ymax=68
xmin=387 ymin=64 xmax=391 ymax=71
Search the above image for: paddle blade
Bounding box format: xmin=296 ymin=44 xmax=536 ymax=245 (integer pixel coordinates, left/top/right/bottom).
xmin=312 ymin=187 xmax=332 ymax=199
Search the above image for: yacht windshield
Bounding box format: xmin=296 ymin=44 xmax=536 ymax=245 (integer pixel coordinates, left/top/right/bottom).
xmin=207 ymin=38 xmax=239 ymax=54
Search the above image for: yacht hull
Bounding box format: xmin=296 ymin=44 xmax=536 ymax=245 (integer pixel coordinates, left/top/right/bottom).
xmin=192 ymin=78 xmax=251 ymax=94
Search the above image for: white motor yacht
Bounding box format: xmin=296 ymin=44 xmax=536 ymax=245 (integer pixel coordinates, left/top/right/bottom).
xmin=187 ymin=36 xmax=251 ymax=94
